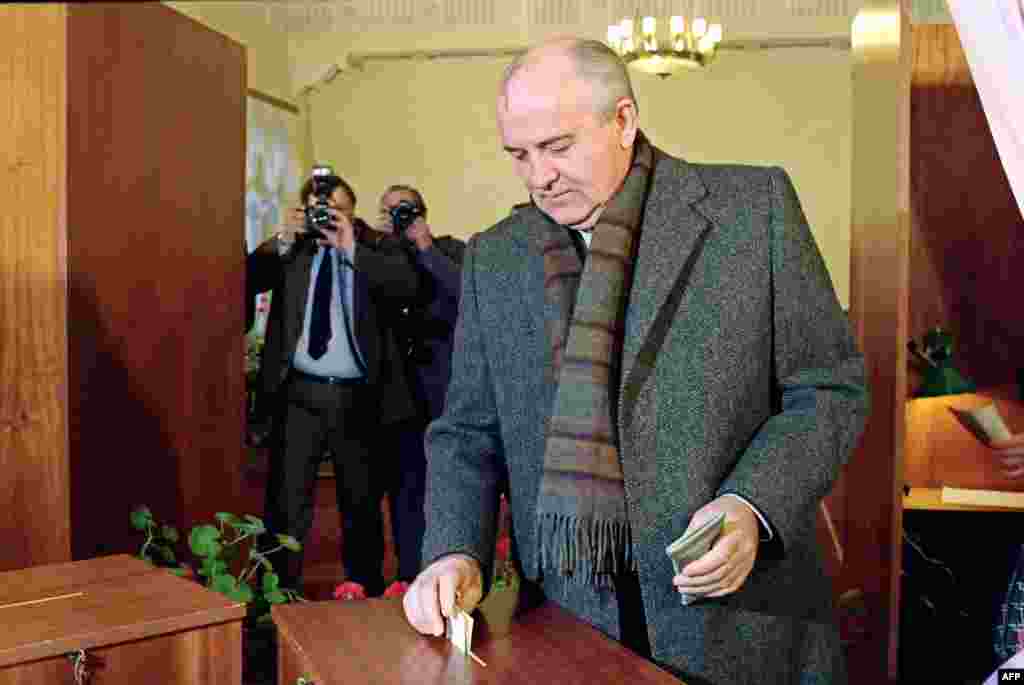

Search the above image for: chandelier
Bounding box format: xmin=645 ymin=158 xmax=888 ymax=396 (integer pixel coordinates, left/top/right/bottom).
xmin=607 ymin=13 xmax=723 ymax=78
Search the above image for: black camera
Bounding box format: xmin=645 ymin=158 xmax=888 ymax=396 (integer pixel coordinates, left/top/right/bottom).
xmin=389 ymin=200 xmax=422 ymax=235
xmin=304 ymin=165 xmax=338 ymax=239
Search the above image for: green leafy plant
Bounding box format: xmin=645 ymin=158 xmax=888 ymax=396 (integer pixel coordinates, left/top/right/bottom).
xmin=129 ymin=506 xmax=187 ymax=575
xmin=131 ymin=506 xmax=304 ymax=620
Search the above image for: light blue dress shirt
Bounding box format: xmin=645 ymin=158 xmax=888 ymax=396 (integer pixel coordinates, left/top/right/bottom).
xmin=292 ymin=246 xmax=365 ymax=378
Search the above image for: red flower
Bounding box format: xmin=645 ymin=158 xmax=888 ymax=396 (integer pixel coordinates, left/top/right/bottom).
xmin=333 ymin=581 xmax=367 ymax=600
xmin=495 ymin=536 xmax=511 ymax=560
xmin=383 ymin=581 xmax=410 ymax=598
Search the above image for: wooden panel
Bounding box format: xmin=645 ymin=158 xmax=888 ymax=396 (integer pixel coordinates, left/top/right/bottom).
xmin=908 ymin=24 xmax=1024 ymax=391
xmin=0 ymin=5 xmax=72 ymax=572
xmin=277 ymin=626 xmax=315 ymax=685
xmin=904 ymin=385 xmax=1024 ymax=490
xmin=65 ymin=3 xmax=247 ymax=560
xmin=0 ymin=618 xmax=241 ymax=685
xmin=0 ymin=555 xmax=244 ymax=668
xmin=273 ymin=599 xmax=682 ymax=685
xmin=845 ymin=2 xmax=911 ymax=682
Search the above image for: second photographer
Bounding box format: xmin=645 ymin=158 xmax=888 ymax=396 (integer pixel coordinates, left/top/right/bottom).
xmin=375 ymin=184 xmax=465 ymax=582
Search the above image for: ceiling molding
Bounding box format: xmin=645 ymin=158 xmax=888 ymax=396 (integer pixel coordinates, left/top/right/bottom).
xmin=343 ymin=34 xmax=851 ymax=69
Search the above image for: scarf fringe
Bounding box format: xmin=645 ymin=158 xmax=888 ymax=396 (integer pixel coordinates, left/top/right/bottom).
xmin=535 ymin=513 xmax=636 ymax=589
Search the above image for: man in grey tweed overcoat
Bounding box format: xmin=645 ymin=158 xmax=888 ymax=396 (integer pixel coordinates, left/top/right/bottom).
xmin=402 ymin=37 xmax=869 ymax=685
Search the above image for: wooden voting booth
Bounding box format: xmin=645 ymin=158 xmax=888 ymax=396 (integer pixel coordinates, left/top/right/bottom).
xmin=0 ymin=3 xmax=247 ymax=571
xmin=0 ymin=555 xmax=245 ymax=684
xmin=273 ymin=599 xmax=684 ymax=685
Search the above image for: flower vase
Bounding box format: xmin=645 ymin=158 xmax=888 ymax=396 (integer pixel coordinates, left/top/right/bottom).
xmin=476 ymin=569 xmax=520 ymax=639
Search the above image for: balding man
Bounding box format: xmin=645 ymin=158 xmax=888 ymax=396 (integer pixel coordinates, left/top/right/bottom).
xmin=403 ymin=38 xmax=867 ymax=684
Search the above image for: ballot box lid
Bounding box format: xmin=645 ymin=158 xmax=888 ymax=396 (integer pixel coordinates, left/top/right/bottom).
xmin=272 ymin=597 xmax=683 ymax=684
xmin=0 ymin=554 xmax=245 ymax=667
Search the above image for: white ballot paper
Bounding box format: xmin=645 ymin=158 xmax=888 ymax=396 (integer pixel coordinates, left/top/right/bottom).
xmin=446 ymin=610 xmax=474 ymax=654
xmin=665 ymin=511 xmax=727 ymax=606
xmin=950 ymin=403 xmax=1012 ymax=444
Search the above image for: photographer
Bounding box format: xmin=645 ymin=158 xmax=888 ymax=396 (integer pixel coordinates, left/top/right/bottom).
xmin=374 ymin=184 xmax=465 ymax=582
xmin=246 ymin=168 xmax=419 ymax=596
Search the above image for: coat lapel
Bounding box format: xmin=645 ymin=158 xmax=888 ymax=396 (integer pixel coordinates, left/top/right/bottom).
xmin=512 ymin=205 xmax=554 ymax=354
xmin=619 ymin=152 xmax=752 ymax=428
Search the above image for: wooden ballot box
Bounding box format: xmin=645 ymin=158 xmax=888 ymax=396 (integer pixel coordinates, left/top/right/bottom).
xmin=273 ymin=598 xmax=683 ymax=685
xmin=0 ymin=555 xmax=245 ymax=684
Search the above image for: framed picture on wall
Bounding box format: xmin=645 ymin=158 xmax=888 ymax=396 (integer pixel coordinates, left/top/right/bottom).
xmin=246 ymin=90 xmax=302 ymax=339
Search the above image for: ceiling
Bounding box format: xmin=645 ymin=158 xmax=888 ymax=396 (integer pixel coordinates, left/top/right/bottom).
xmin=260 ymin=0 xmax=951 ymax=36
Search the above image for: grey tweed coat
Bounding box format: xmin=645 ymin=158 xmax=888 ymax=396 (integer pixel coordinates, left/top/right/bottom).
xmin=421 ymin=146 xmax=869 ymax=685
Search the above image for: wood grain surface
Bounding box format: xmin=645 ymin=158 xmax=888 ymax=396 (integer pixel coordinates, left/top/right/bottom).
xmin=0 ymin=4 xmax=72 ymax=572
xmin=0 ymin=555 xmax=244 ymax=668
xmin=274 ymin=599 xmax=684 ymax=685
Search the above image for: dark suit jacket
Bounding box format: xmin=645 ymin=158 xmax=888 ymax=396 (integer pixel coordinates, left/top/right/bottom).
xmin=396 ymin=235 xmax=466 ymax=421
xmin=247 ymin=230 xmax=419 ymax=426
xmin=421 ymin=146 xmax=869 ymax=684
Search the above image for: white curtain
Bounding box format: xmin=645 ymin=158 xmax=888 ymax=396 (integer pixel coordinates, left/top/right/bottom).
xmin=947 ymin=0 xmax=1024 ymax=219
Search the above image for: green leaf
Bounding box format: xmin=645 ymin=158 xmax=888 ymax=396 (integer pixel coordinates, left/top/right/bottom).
xmin=234 ymin=521 xmax=263 ymax=536
xmin=276 ymin=534 xmax=302 ymax=552
xmin=211 ymin=573 xmax=238 ymax=596
xmin=160 ymin=525 xmax=179 ymax=543
xmin=189 ymin=525 xmax=222 ymax=558
xmin=170 ymin=567 xmax=190 ymax=577
xmin=215 ymin=512 xmax=240 ymax=526
xmin=229 ymin=581 xmax=255 ymax=604
xmin=265 ymin=590 xmax=287 ymax=604
xmin=199 ymin=558 xmax=228 ymax=578
xmin=262 ymin=572 xmax=280 ymax=592
xmin=130 ymin=506 xmax=153 ymax=531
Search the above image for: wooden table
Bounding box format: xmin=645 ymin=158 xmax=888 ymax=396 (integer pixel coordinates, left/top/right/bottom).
xmin=273 ymin=598 xmax=683 ymax=684
xmin=0 ymin=554 xmax=245 ymax=684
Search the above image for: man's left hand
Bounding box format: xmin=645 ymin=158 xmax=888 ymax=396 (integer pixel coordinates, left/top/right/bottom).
xmin=672 ymin=495 xmax=759 ymax=600
xmin=405 ymin=217 xmax=433 ymax=251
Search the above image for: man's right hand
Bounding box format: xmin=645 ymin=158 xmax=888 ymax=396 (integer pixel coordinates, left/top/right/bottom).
xmin=276 ymin=206 xmax=310 ymax=245
xmin=402 ymin=554 xmax=483 ymax=637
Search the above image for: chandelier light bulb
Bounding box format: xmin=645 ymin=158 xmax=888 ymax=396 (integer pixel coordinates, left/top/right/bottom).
xmin=606 ymin=12 xmax=723 ymax=76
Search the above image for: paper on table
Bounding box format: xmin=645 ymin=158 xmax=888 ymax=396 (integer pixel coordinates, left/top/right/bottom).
xmin=941 ymin=486 xmax=1024 ymax=509
xmin=949 ymin=403 xmax=1012 ymax=444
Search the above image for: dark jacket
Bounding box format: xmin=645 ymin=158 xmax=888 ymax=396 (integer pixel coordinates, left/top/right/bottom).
xmin=393 ymin=235 xmax=466 ymax=421
xmin=247 ymin=227 xmax=419 ymax=426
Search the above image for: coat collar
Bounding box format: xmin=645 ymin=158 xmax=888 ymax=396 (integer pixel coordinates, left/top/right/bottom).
xmin=510 ymin=146 xmax=747 ymax=425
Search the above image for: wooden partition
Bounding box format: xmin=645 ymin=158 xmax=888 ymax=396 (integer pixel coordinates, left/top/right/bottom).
xmin=909 ymin=24 xmax=1024 ymax=390
xmin=0 ymin=5 xmax=72 ymax=571
xmin=0 ymin=3 xmax=246 ymax=571
xmin=835 ymin=2 xmax=912 ymax=682
xmin=843 ymin=16 xmax=1024 ymax=682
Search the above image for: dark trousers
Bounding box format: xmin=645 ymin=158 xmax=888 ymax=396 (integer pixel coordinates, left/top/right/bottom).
xmin=381 ymin=418 xmax=429 ymax=582
xmin=263 ymin=375 xmax=385 ymax=596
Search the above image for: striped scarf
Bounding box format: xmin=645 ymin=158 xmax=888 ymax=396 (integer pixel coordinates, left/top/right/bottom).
xmin=535 ymin=133 xmax=654 ymax=588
